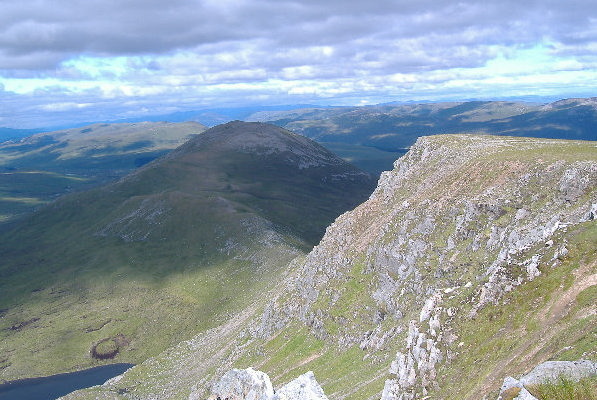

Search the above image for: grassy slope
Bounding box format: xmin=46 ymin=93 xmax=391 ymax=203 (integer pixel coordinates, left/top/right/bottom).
xmin=230 ymin=137 xmax=597 ymax=400
xmin=0 ymin=122 xmax=206 ymax=223
xmin=0 ymin=122 xmax=375 ymax=383
xmin=438 ymin=223 xmax=596 ymax=400
xmin=63 ymin=134 xmax=596 ymax=400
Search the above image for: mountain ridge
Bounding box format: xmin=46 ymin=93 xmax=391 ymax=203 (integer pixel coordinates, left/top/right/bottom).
xmin=248 ymin=98 xmax=597 ymax=151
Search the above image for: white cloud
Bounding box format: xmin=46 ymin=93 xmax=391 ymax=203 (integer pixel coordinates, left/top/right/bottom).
xmin=38 ymin=102 xmax=93 ymax=111
xmin=0 ymin=0 xmax=595 ymax=127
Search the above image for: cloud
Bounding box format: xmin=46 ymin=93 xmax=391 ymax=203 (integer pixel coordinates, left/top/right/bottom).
xmin=1 ymin=0 xmax=596 ymax=72
xmin=0 ymin=0 xmax=596 ymax=127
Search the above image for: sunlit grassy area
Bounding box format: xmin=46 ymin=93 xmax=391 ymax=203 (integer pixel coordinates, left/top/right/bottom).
xmin=527 ymin=376 xmax=597 ymax=400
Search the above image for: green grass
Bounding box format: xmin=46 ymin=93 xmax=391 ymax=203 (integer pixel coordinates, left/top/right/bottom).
xmin=236 ymin=326 xmax=388 ymax=400
xmin=575 ymin=285 xmax=597 ymax=309
xmin=0 ymin=122 xmax=375 ymax=383
xmin=435 ymin=222 xmax=597 ymax=400
xmin=527 ymin=376 xmax=597 ymax=400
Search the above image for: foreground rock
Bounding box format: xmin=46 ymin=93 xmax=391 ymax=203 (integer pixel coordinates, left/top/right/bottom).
xmin=201 ymin=369 xmax=328 ymax=400
xmin=275 ymin=371 xmax=329 ymax=400
xmin=206 ymin=368 xmax=274 ymax=400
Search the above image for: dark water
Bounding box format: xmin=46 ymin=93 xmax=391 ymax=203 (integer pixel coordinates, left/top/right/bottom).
xmin=0 ymin=364 xmax=133 ymax=400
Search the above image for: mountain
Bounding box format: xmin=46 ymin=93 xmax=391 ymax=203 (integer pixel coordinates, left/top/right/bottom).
xmin=0 ymin=121 xmax=375 ymax=382
xmin=109 ymin=104 xmax=328 ymax=127
xmin=247 ymin=98 xmax=597 ymax=174
xmin=0 ymin=121 xmax=206 ymax=224
xmin=0 ymin=127 xmax=44 ymax=142
xmin=62 ymin=134 xmax=596 ymax=400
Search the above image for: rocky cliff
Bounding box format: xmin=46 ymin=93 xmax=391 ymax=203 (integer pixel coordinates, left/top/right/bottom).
xmin=62 ymin=134 xmax=596 ymax=400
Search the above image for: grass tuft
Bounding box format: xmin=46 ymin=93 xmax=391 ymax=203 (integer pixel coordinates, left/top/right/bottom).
xmin=526 ymin=376 xmax=597 ymax=400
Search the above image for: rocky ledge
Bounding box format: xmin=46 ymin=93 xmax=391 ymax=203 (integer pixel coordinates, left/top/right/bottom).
xmin=200 ymin=368 xmax=328 ymax=400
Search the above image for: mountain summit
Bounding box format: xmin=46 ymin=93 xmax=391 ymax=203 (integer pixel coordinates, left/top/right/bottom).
xmin=0 ymin=121 xmax=375 ymax=381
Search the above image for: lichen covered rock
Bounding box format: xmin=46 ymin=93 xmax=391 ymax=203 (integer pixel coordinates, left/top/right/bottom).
xmin=274 ymin=371 xmax=329 ymax=400
xmin=203 ymin=369 xmax=328 ymax=400
xmin=207 ymin=368 xmax=274 ymax=400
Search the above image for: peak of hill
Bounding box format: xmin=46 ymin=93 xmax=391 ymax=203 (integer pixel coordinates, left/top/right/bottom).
xmin=62 ymin=134 xmax=596 ymax=400
xmin=175 ymin=121 xmax=345 ymax=167
xmin=0 ymin=122 xmax=375 ymax=382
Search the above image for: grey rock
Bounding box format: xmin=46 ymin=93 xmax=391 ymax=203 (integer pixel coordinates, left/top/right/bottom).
xmin=207 ymin=368 xmax=274 ymax=400
xmin=498 ymin=377 xmax=538 ymax=400
xmin=274 ymin=371 xmax=329 ymax=400
xmin=496 ymin=360 xmax=597 ymax=400
xmin=519 ymin=360 xmax=597 ymax=386
xmin=205 ymin=369 xmax=329 ymax=400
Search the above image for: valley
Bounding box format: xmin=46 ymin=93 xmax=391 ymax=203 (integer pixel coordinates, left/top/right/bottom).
xmin=0 ymin=121 xmax=375 ymax=383
xmin=0 ymin=122 xmax=206 ymax=224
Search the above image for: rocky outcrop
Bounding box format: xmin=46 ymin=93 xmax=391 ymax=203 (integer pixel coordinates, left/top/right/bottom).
xmin=201 ymin=369 xmax=328 ymax=400
xmin=206 ymin=368 xmax=274 ymax=400
xmin=497 ymin=360 xmax=597 ymax=400
xmin=275 ymin=371 xmax=329 ymax=400
xmin=252 ymin=135 xmax=597 ymax=399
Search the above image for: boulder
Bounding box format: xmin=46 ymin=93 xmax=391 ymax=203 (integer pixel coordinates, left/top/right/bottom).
xmin=520 ymin=360 xmax=597 ymax=386
xmin=205 ymin=369 xmax=328 ymax=400
xmin=208 ymin=368 xmax=274 ymax=400
xmin=274 ymin=371 xmax=329 ymax=400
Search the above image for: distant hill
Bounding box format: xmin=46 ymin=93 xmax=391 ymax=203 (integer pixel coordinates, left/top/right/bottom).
xmin=0 ymin=127 xmax=44 ymax=142
xmin=0 ymin=121 xmax=206 ymax=223
xmin=3 ymin=98 xmax=596 ymax=223
xmin=248 ymin=97 xmax=597 ymax=159
xmin=109 ymin=104 xmax=327 ymax=127
xmin=0 ymin=121 xmax=376 ymax=382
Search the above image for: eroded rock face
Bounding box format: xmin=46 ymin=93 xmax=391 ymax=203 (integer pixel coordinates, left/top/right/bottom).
xmin=203 ymin=369 xmax=328 ymax=400
xmin=253 ymin=135 xmax=597 ymax=400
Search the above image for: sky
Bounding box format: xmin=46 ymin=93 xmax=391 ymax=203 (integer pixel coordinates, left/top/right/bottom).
xmin=1 ymin=0 xmax=596 ymax=128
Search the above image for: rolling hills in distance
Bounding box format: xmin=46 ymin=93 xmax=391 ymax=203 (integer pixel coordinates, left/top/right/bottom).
xmin=0 ymin=121 xmax=375 ymax=382
xmin=0 ymin=121 xmax=207 ymax=223
xmin=2 ymin=98 xmax=596 ymax=225
xmin=248 ymin=97 xmax=597 ymax=150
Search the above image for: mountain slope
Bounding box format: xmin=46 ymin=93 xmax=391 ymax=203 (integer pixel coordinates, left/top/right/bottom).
xmin=0 ymin=121 xmax=207 ymax=223
xmin=63 ymin=134 xmax=596 ymax=400
xmin=0 ymin=121 xmax=375 ymax=382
